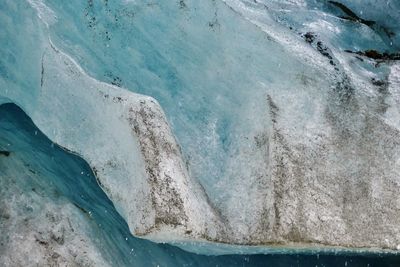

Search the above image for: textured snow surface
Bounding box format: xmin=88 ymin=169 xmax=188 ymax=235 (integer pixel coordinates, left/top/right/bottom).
xmin=1 ymin=0 xmax=400 ymax=257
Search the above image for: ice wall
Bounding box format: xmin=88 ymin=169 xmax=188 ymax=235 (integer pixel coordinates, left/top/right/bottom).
xmin=1 ymin=0 xmax=400 ymax=255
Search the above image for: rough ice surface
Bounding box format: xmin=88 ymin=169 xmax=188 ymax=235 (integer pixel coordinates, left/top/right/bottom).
xmin=1 ymin=103 xmax=285 ymax=267
xmin=1 ymin=0 xmax=400 ymax=263
xmin=1 ymin=105 xmax=399 ymax=267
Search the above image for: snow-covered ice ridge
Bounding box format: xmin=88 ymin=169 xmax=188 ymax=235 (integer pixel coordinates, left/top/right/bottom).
xmin=1 ymin=0 xmax=400 ymax=254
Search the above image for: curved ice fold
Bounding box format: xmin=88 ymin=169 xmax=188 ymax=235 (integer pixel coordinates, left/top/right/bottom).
xmin=2 ymin=0 xmax=400 ymax=254
xmin=37 ymin=44 xmax=227 ymax=241
xmin=1 ymin=0 xmax=227 ymax=244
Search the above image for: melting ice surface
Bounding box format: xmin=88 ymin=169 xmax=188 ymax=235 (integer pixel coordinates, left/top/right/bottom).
xmin=1 ymin=104 xmax=399 ymax=266
xmin=1 ymin=0 xmax=400 ymax=265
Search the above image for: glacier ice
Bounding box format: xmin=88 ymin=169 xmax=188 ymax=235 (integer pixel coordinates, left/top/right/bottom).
xmin=1 ymin=0 xmax=400 ymax=260
xmin=0 ymin=103 xmax=279 ymax=266
xmin=2 ymin=105 xmax=400 ymax=266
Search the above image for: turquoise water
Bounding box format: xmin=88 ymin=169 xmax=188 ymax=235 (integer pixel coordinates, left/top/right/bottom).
xmin=1 ymin=103 xmax=400 ymax=266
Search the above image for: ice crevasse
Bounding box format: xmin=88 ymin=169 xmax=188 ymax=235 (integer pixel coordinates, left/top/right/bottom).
xmin=1 ymin=0 xmax=400 ymax=255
